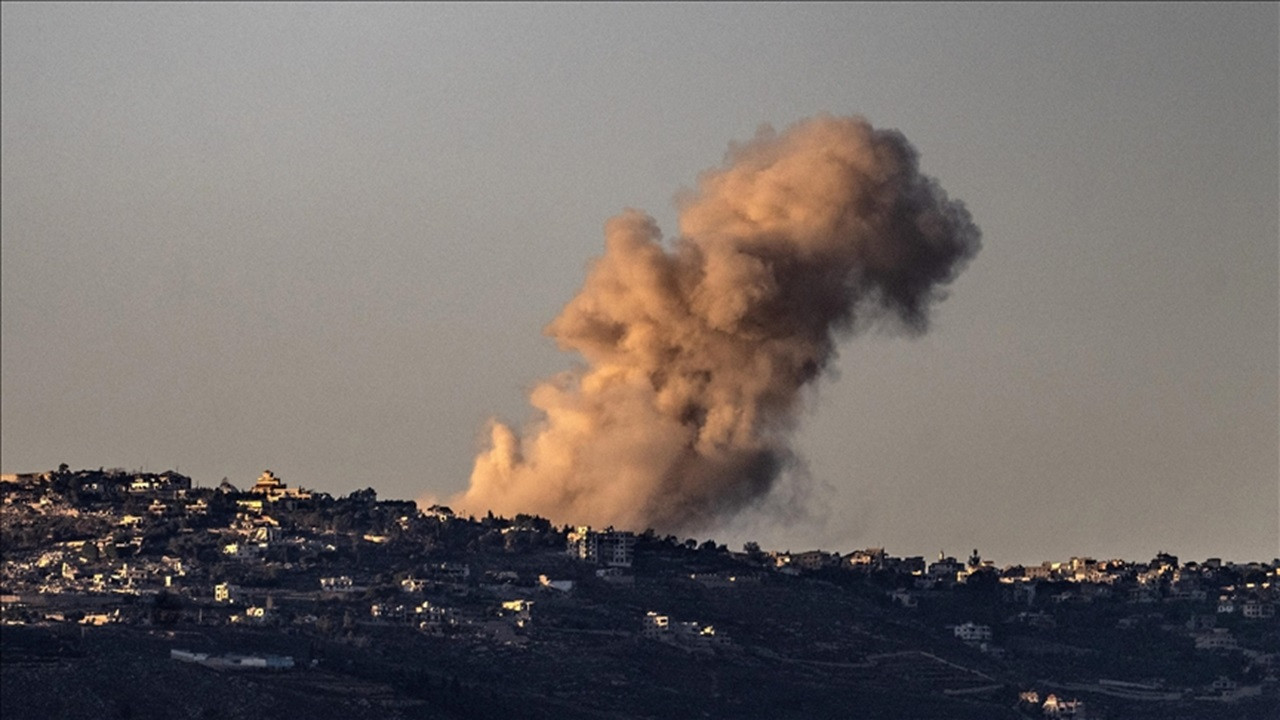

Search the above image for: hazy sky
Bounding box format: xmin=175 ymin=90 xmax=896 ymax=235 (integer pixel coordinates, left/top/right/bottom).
xmin=3 ymin=3 xmax=1276 ymax=565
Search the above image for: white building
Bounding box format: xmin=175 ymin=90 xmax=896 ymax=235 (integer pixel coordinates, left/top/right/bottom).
xmin=567 ymin=527 xmax=636 ymax=568
xmin=500 ymin=599 xmax=533 ymax=628
xmin=1195 ymin=628 xmax=1239 ymax=651
xmin=320 ymin=576 xmax=354 ymax=593
xmin=888 ymin=589 xmax=918 ymax=608
xmin=214 ymin=582 xmax=240 ymax=603
xmin=954 ymin=622 xmax=993 ymax=643
xmin=642 ymin=611 xmax=669 ymax=639
xmin=1243 ymin=601 xmax=1275 ymax=619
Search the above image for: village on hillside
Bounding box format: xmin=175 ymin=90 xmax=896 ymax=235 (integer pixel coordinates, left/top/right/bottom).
xmin=2 ymin=466 xmax=1277 ymax=720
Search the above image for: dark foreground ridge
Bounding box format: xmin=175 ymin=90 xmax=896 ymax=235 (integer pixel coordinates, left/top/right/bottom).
xmin=2 ymin=467 xmax=1277 ymax=719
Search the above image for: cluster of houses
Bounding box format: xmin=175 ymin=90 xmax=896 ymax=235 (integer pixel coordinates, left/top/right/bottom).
xmin=204 ymin=561 xmax=546 ymax=647
xmin=2 ymin=467 xmax=1277 ymax=715
xmin=641 ymin=610 xmax=730 ymax=652
xmin=765 ymin=547 xmax=1278 ymax=623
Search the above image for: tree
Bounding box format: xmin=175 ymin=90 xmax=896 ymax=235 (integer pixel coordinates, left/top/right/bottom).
xmin=347 ymin=487 xmax=377 ymax=504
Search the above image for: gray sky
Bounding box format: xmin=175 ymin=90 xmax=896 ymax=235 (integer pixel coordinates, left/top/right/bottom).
xmin=3 ymin=3 xmax=1276 ymax=564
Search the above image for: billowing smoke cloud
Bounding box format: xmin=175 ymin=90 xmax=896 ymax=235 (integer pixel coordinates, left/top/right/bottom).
xmin=446 ymin=114 xmax=980 ymax=533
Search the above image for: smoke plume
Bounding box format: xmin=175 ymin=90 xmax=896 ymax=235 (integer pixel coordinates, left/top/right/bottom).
xmin=447 ymin=114 xmax=980 ymax=533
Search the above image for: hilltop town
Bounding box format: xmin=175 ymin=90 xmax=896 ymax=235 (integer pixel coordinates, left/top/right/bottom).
xmin=2 ymin=466 xmax=1276 ymax=720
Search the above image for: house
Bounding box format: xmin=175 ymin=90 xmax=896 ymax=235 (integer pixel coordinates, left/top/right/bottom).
xmin=791 ymin=550 xmax=838 ymax=571
xmin=690 ymin=571 xmax=755 ymax=589
xmin=1014 ymin=611 xmax=1056 ymax=629
xmin=596 ymin=567 xmax=635 ymax=585
xmin=928 ymin=554 xmax=964 ymax=583
xmin=251 ymin=525 xmax=281 ymax=544
xmin=673 ymin=621 xmax=728 ymax=650
xmin=899 ymin=556 xmax=926 ymax=575
xmin=222 ymin=542 xmax=265 ymax=560
xmin=538 ymin=575 xmax=574 ymax=593
xmin=214 ymin=582 xmax=240 ymax=603
xmin=428 ymin=563 xmax=470 ymax=584
xmin=401 ymin=577 xmax=428 ymax=593
xmin=846 ymin=547 xmax=887 ymax=570
xmin=1024 ymin=563 xmax=1058 ymax=581
xmin=126 ymin=472 xmax=191 ymax=495
xmin=1209 ymin=676 xmax=1237 ymax=693
xmin=642 ymin=611 xmax=727 ymax=649
xmin=1243 ymin=601 xmax=1275 ymax=619
xmin=484 ymin=570 xmax=520 ymax=585
xmin=642 ymin=611 xmax=669 ymax=639
xmin=248 ymin=470 xmax=311 ymax=502
xmin=399 ymin=573 xmax=430 ymax=591
xmin=888 ymin=589 xmax=917 ymax=608
xmin=1041 ymin=694 xmax=1085 ymax=717
xmin=417 ymin=602 xmax=463 ymax=634
xmin=953 ymin=622 xmax=992 ymax=643
xmin=1194 ymin=628 xmax=1239 ymax=651
xmin=80 ymin=611 xmax=117 ymax=626
xmin=244 ymin=606 xmax=274 ymax=624
xmin=500 ymin=599 xmax=533 ymax=628
xmin=1068 ymin=556 xmax=1097 ymax=577
xmin=370 ymin=603 xmax=410 ymax=620
xmin=320 ymin=576 xmax=355 ymax=593
xmin=1185 ymin=614 xmax=1216 ymax=631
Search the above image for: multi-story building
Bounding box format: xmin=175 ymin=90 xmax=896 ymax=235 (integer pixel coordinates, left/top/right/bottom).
xmin=567 ymin=526 xmax=636 ymax=568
